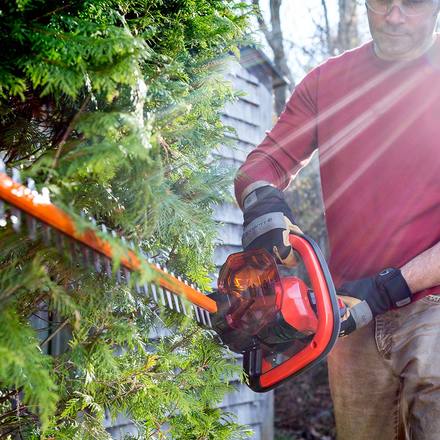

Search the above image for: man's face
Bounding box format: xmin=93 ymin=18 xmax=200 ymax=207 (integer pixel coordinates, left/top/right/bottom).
xmin=367 ymin=2 xmax=440 ymax=60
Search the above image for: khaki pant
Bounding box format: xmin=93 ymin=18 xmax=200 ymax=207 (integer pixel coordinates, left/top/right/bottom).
xmin=328 ymin=296 xmax=440 ymax=440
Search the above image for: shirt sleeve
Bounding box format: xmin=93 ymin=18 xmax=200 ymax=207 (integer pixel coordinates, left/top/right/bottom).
xmin=234 ymin=66 xmax=319 ymax=207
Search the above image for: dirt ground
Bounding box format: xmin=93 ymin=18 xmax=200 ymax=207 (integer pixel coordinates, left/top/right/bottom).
xmin=274 ymin=361 xmax=336 ymax=440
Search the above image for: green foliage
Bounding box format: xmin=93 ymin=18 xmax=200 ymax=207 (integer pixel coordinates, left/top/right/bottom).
xmin=0 ymin=308 xmax=58 ymax=432
xmin=0 ymin=0 xmax=253 ymax=438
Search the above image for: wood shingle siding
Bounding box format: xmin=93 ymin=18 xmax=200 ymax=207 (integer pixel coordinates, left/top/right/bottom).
xmin=212 ymin=48 xmax=285 ymax=440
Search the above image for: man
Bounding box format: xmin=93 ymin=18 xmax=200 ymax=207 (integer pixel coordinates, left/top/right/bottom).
xmin=235 ymin=1 xmax=440 ymax=439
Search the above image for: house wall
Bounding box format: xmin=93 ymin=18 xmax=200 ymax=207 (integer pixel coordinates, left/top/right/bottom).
xmin=211 ymin=53 xmax=276 ymax=440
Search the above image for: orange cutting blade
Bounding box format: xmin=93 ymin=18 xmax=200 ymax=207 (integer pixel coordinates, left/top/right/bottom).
xmin=0 ymin=166 xmax=217 ymax=320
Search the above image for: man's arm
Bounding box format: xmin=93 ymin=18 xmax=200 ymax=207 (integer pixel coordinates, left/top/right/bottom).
xmin=234 ymin=67 xmax=319 ymax=206
xmin=401 ymin=241 xmax=440 ymax=294
xmin=338 ymin=241 xmax=440 ymax=336
xmin=234 ymin=69 xmax=319 ymax=265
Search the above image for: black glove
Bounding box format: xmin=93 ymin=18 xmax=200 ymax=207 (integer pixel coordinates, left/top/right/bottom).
xmin=338 ymin=268 xmax=412 ymax=337
xmin=241 ymin=184 xmax=300 ymax=266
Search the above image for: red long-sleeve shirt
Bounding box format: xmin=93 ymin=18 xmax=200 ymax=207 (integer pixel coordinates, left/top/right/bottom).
xmin=235 ymin=41 xmax=440 ymax=295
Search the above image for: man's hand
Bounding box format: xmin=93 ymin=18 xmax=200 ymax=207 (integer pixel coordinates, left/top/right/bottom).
xmin=241 ymin=184 xmax=301 ymax=266
xmin=338 ymin=268 xmax=412 ymax=336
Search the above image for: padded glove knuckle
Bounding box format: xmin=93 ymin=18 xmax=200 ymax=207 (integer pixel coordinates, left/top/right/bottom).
xmin=338 ymin=268 xmax=412 ymax=336
xmin=241 ymin=186 xmax=296 ymax=257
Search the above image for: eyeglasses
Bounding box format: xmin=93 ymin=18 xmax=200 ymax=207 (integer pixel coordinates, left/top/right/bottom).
xmin=365 ymin=0 xmax=439 ymax=16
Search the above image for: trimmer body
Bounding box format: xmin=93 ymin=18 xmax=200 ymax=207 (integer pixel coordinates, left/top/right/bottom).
xmin=212 ymin=234 xmax=343 ymax=392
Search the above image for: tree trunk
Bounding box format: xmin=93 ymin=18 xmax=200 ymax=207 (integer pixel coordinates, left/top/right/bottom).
xmin=336 ymin=0 xmax=359 ymax=53
xmin=269 ymin=0 xmax=295 ymax=115
xmin=253 ymin=0 xmax=294 ymax=115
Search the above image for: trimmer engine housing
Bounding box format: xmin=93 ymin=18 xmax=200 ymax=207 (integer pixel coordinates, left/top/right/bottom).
xmin=213 ymin=234 xmax=341 ymax=392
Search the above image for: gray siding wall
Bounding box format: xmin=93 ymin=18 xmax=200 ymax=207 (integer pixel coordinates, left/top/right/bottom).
xmin=213 ymin=55 xmax=273 ymax=272
xmin=212 ymin=54 xmax=275 ymax=440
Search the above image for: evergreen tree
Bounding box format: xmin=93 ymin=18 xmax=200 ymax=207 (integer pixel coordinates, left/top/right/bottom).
xmin=0 ymin=1 xmax=253 ymax=438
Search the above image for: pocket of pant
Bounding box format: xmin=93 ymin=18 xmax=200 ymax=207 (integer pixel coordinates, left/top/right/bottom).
xmin=421 ymin=294 xmax=440 ymax=305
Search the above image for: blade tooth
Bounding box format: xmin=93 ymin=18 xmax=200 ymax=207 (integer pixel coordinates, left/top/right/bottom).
xmin=163 ymin=266 xmax=168 ymax=274
xmin=10 ymin=169 xmax=22 ymax=231
xmin=173 ymin=294 xmax=181 ymax=313
xmin=70 ymin=239 xmax=83 ymax=269
xmin=192 ymin=305 xmax=201 ymax=323
xmin=159 ymin=287 xmax=166 ymax=306
xmin=12 ymin=167 xmax=21 ymax=183
xmin=128 ymin=241 xmax=135 ymax=250
xmin=10 ymin=208 xmax=22 ymax=232
xmin=26 ymin=177 xmax=39 ymax=241
xmin=54 ymin=232 xmax=64 ymax=252
xmin=179 ymin=296 xmax=188 ymax=316
xmin=81 ymin=244 xmax=90 ymax=267
xmin=27 ymin=178 xmax=36 ymax=191
xmin=142 ymin=283 xmax=150 ymax=297
xmin=42 ymin=224 xmax=52 ymax=245
xmin=165 ymin=289 xmax=174 ymax=309
xmin=93 ymin=251 xmax=102 ymax=273
xmin=150 ymin=283 xmax=159 ymax=303
xmin=103 ymin=257 xmax=112 ymax=276
xmin=123 ymin=267 xmax=131 ymax=285
xmin=0 ymin=200 xmax=6 ymax=227
xmin=135 ymin=282 xmax=142 ymax=294
xmin=197 ymin=307 xmax=205 ymax=325
xmin=115 ymin=267 xmax=122 ymax=284
xmin=26 ymin=214 xmax=38 ymax=240
xmin=199 ymin=307 xmax=207 ymax=326
xmin=0 ymin=158 xmax=5 ymax=173
xmin=204 ymin=311 xmax=213 ymax=328
xmin=40 ymin=187 xmax=51 ymax=204
xmin=100 ymin=224 xmax=108 ymax=234
xmin=68 ymin=238 xmax=78 ymax=264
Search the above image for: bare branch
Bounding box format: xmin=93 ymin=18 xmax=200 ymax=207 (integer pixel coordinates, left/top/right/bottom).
xmin=254 ymin=0 xmax=295 ymax=114
xmin=251 ymin=0 xmax=274 ymax=50
xmin=39 ymin=318 xmax=69 ymax=349
xmin=320 ymin=0 xmax=333 ymax=54
xmin=336 ymin=0 xmax=359 ymax=52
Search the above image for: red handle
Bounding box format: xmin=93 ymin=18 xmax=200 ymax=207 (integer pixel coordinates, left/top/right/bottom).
xmin=244 ymin=233 xmax=340 ymax=392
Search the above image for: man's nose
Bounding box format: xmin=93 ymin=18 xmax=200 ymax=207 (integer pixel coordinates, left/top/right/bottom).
xmin=385 ymin=3 xmax=406 ymax=25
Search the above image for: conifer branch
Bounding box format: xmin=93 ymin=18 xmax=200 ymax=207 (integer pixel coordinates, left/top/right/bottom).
xmin=0 ymin=0 xmax=251 ymax=436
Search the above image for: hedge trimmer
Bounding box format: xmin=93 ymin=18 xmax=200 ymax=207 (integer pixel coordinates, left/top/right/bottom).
xmin=0 ymin=160 xmax=344 ymax=392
